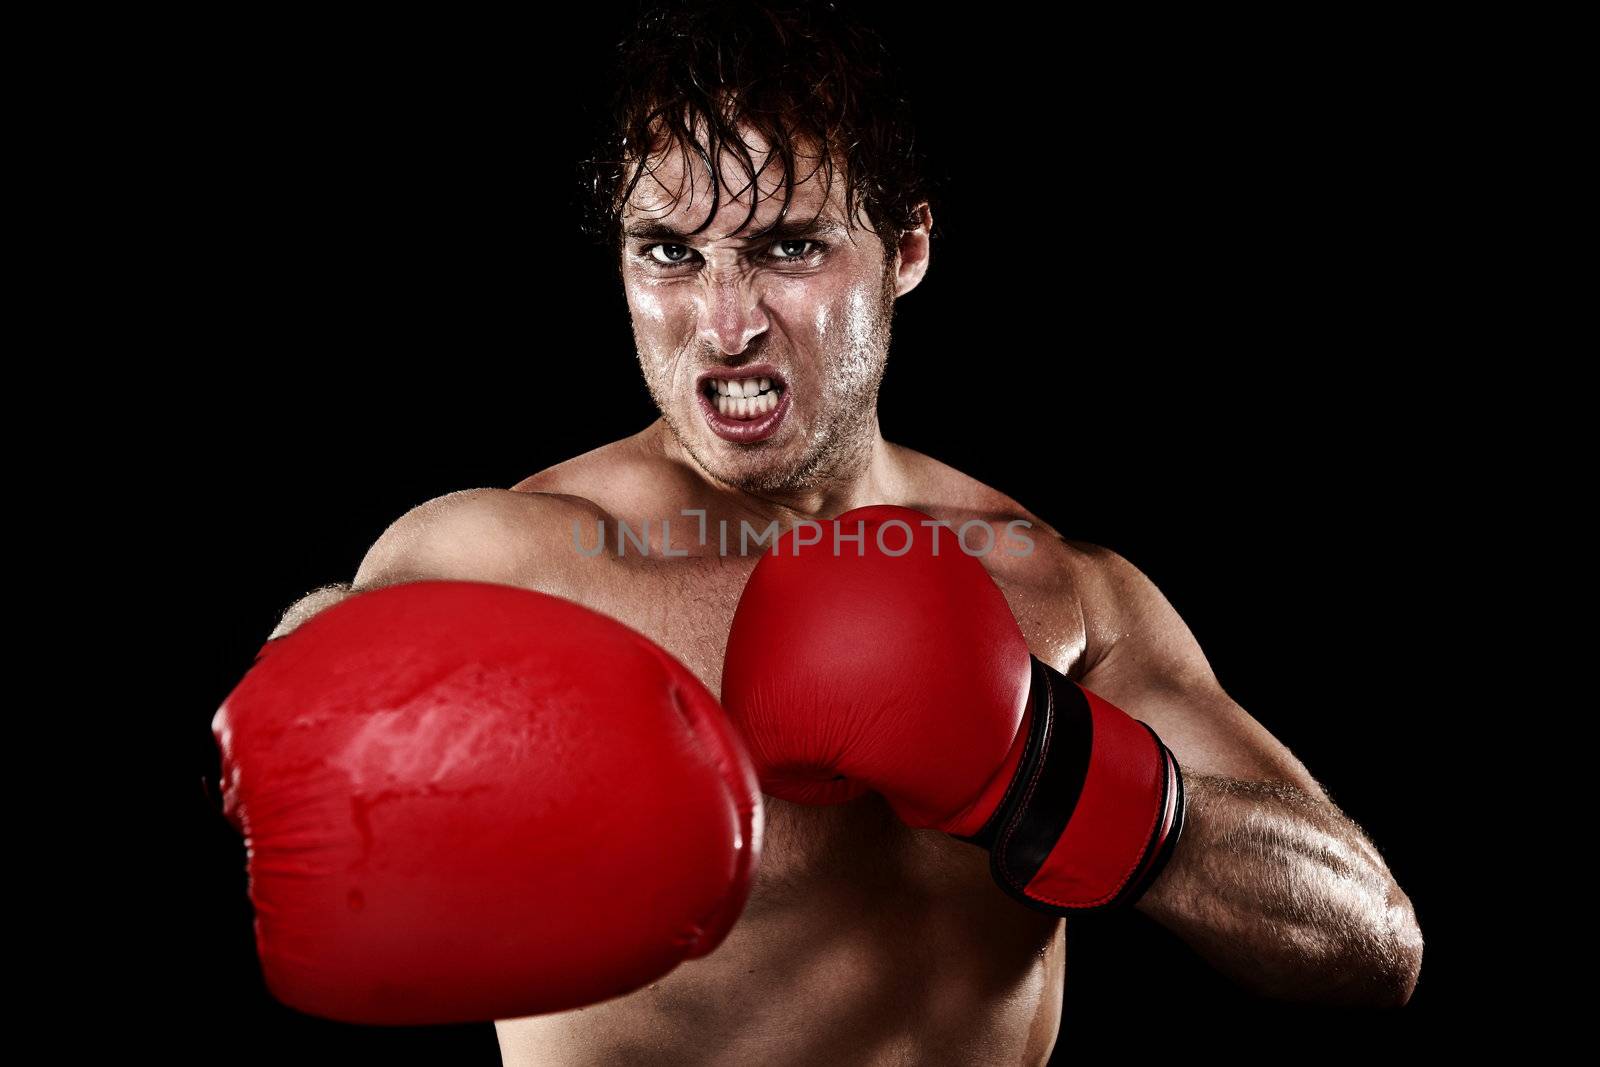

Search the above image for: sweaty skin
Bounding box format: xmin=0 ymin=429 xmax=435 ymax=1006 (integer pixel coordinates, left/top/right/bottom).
xmin=271 ymin=132 xmax=1422 ymax=1065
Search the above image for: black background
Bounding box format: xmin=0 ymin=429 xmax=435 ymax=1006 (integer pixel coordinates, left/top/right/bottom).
xmin=174 ymin=4 xmax=1472 ymax=1061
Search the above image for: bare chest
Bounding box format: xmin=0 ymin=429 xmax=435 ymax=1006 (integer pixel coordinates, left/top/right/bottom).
xmin=498 ymin=545 xmax=1072 ymax=1064
xmin=559 ymin=549 xmax=750 ymax=694
xmin=545 ymin=547 xmax=1086 ymax=904
xmin=554 ymin=539 xmax=1088 ymax=697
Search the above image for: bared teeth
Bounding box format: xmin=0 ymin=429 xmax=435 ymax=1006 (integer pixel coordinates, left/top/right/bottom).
xmin=708 ymin=377 xmax=782 ymax=419
xmin=708 ymin=376 xmax=779 ymax=397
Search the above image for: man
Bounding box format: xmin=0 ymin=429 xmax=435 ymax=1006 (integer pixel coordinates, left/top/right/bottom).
xmin=244 ymin=3 xmax=1423 ymax=1063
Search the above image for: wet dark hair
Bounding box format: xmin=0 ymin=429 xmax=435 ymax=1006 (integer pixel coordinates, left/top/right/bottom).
xmin=581 ymin=0 xmax=937 ymax=260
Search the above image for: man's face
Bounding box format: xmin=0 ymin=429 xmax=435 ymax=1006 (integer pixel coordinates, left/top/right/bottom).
xmin=619 ymin=131 xmax=899 ymax=494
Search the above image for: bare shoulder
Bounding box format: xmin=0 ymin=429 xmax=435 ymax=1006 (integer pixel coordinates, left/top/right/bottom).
xmin=267 ymin=487 xmax=616 ymax=641
xmin=892 ymin=442 xmax=1087 ymax=578
xmin=894 ymin=449 xmax=1252 ymax=725
xmin=892 ymin=445 xmax=1101 ymax=670
xmin=353 ymin=486 xmax=613 ymax=594
xmin=508 ymin=428 xmax=690 ymax=514
xmin=509 ymin=438 xmax=627 ymax=495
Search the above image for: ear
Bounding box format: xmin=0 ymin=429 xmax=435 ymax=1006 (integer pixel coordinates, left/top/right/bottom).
xmin=892 ymin=203 xmax=934 ymax=297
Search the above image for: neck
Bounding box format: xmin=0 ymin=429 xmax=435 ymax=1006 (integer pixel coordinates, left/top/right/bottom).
xmin=651 ymin=415 xmax=907 ymax=527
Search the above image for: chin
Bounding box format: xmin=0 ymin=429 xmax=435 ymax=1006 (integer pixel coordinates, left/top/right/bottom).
xmin=712 ymin=451 xmax=805 ymax=494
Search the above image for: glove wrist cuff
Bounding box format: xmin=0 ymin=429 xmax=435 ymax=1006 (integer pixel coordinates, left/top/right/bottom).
xmin=961 ymin=658 xmax=1186 ymax=914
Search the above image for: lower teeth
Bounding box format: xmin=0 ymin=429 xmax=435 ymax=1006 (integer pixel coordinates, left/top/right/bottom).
xmin=710 ymin=388 xmax=780 ymax=419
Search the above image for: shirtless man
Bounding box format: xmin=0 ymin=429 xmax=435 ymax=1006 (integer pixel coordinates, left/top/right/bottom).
xmin=234 ymin=4 xmax=1423 ymax=1063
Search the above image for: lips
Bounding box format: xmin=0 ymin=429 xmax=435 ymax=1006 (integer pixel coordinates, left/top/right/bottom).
xmin=695 ymin=367 xmax=791 ymax=443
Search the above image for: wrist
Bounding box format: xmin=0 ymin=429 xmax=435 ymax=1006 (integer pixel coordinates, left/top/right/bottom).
xmin=960 ymin=657 xmax=1187 ymax=913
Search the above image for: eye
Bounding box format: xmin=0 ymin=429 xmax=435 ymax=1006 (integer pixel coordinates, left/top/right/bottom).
xmin=767 ymin=239 xmax=818 ymax=261
xmin=647 ymin=243 xmax=696 ymax=265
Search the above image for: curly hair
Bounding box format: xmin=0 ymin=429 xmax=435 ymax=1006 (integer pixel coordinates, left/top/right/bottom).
xmin=581 ymin=0 xmax=937 ymax=261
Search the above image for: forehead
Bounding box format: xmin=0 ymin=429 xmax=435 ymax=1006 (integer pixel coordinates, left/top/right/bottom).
xmin=620 ymin=124 xmax=850 ymax=240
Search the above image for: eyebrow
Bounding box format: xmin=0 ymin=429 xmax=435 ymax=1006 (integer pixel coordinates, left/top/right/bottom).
xmin=623 ymin=217 xmax=849 ymax=244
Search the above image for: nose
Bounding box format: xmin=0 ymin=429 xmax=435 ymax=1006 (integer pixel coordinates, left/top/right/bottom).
xmin=695 ymin=273 xmax=770 ymax=356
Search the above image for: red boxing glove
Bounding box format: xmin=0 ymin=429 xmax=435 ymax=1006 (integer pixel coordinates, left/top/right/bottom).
xmin=721 ymin=506 xmax=1182 ymax=913
xmin=213 ymin=580 xmax=762 ymax=1025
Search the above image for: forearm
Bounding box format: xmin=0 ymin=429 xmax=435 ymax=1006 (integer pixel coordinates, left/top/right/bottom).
xmin=1136 ymin=771 xmax=1423 ymax=1006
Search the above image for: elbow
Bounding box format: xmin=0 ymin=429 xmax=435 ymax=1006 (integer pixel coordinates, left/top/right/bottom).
xmin=1323 ymin=869 xmax=1424 ymax=1008
xmin=1267 ymin=895 xmax=1425 ymax=1008
xmin=1353 ymin=936 xmax=1422 ymax=1009
xmin=1382 ymin=904 xmax=1425 ymax=1007
xmin=1302 ymin=939 xmax=1423 ymax=1009
xmin=1391 ymin=946 xmax=1423 ymax=1008
xmin=1351 ymin=890 xmax=1425 ymax=1008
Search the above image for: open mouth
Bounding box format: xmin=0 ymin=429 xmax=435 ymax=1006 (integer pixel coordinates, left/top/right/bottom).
xmin=705 ymin=375 xmax=783 ymax=417
xmin=696 ymin=369 xmax=791 ymax=443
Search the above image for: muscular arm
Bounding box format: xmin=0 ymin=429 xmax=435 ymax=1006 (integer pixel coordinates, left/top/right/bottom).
xmin=1066 ymin=542 xmax=1424 ymax=1007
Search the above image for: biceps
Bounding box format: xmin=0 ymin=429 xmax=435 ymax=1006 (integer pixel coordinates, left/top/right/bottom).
xmin=1082 ymin=665 xmax=1324 ymax=795
xmin=1074 ymin=546 xmax=1325 ymax=792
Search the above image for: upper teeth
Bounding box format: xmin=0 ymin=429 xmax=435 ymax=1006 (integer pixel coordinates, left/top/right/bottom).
xmin=709 ymin=377 xmax=774 ymax=397
xmin=707 ymin=375 xmax=782 ymax=420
